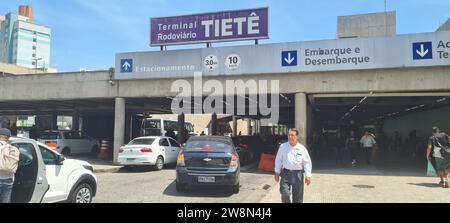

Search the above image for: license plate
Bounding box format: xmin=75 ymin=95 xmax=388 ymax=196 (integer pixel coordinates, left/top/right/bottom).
xmin=127 ymin=158 xmax=136 ymax=161
xmin=198 ymin=176 xmax=215 ymax=183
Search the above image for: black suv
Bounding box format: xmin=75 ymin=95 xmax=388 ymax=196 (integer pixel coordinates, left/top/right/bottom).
xmin=175 ymin=136 xmax=240 ymax=193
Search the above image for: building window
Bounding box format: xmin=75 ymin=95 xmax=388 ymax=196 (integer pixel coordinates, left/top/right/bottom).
xmin=33 ymin=38 xmax=37 ymax=42
xmin=32 ymin=54 xmax=36 ymax=58
xmin=32 ymin=61 xmax=36 ymax=65
xmin=32 ymin=46 xmax=36 ymax=50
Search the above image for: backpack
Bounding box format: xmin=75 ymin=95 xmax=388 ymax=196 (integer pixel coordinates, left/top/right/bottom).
xmin=0 ymin=143 xmax=20 ymax=174
xmin=434 ymin=136 xmax=450 ymax=161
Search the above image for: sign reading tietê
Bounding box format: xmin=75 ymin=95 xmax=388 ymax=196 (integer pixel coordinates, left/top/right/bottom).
xmin=150 ymin=8 xmax=269 ymax=46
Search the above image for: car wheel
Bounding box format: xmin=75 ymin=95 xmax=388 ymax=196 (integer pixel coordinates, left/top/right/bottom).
xmin=232 ymin=184 xmax=240 ymax=194
xmin=71 ymin=183 xmax=93 ymax=203
xmin=154 ymin=156 xmax=164 ymax=171
xmin=175 ymin=181 xmax=185 ymax=192
xmin=62 ymin=148 xmax=71 ymax=156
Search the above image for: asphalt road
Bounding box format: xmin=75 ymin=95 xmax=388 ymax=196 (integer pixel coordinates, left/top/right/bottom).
xmin=93 ymin=165 xmax=275 ymax=203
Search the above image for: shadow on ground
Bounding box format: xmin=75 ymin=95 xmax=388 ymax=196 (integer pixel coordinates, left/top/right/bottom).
xmin=407 ymin=183 xmax=442 ymax=188
xmin=162 ymin=180 xmax=236 ymax=198
xmin=116 ymin=164 xmax=177 ymax=173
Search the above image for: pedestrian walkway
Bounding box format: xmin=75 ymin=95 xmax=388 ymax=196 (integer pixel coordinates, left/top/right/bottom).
xmin=260 ymin=165 xmax=450 ymax=203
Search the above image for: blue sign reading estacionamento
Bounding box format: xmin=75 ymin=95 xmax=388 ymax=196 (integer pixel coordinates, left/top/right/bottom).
xmin=412 ymin=42 xmax=433 ymax=60
xmin=281 ymin=50 xmax=297 ymax=66
xmin=120 ymin=59 xmax=133 ymax=73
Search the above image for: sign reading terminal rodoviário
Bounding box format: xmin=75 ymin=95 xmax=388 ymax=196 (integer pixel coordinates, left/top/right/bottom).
xmin=151 ymin=8 xmax=269 ymax=46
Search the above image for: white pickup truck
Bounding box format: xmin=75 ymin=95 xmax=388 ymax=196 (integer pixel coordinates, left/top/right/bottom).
xmin=3 ymin=137 xmax=98 ymax=203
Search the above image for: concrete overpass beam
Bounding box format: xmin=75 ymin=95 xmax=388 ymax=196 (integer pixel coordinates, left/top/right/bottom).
xmin=113 ymin=97 xmax=126 ymax=164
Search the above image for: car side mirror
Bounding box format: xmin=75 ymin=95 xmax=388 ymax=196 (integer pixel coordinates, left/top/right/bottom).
xmin=57 ymin=154 xmax=65 ymax=165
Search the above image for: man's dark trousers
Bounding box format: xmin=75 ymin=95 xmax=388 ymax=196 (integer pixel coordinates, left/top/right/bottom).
xmin=364 ymin=147 xmax=373 ymax=164
xmin=280 ymin=169 xmax=304 ymax=203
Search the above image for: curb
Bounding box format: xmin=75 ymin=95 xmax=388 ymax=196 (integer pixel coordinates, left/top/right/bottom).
xmin=93 ymin=166 xmax=122 ymax=174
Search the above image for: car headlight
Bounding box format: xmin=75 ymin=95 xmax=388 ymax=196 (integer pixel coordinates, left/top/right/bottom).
xmin=83 ymin=165 xmax=94 ymax=172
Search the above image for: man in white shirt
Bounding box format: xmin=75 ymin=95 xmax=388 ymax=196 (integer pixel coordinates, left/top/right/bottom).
xmin=360 ymin=131 xmax=376 ymax=165
xmin=274 ymin=128 xmax=312 ymax=203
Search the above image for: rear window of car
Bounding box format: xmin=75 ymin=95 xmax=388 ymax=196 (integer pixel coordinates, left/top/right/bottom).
xmin=184 ymin=140 xmax=233 ymax=153
xmin=128 ymin=138 xmax=155 ymax=145
xmin=39 ymin=132 xmax=60 ymax=140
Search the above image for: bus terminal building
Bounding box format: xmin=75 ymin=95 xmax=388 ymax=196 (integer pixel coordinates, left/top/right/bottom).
xmin=0 ymin=11 xmax=449 ymax=165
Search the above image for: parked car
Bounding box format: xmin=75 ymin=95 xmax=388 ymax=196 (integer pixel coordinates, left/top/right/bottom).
xmin=175 ymin=136 xmax=240 ymax=193
xmin=37 ymin=130 xmax=100 ymax=156
xmin=117 ymin=136 xmax=182 ymax=170
xmin=3 ymin=137 xmax=97 ymax=203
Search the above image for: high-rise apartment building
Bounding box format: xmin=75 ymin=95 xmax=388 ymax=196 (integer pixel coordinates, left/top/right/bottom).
xmin=0 ymin=6 xmax=51 ymax=69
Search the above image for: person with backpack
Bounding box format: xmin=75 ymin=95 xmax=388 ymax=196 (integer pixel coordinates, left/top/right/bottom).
xmin=0 ymin=128 xmax=20 ymax=203
xmin=426 ymin=127 xmax=450 ymax=188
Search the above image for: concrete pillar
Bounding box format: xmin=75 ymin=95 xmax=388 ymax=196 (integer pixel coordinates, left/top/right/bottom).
xmin=295 ymin=92 xmax=307 ymax=145
xmin=307 ymin=103 xmax=314 ymax=148
xmin=256 ymin=120 xmax=260 ymax=134
xmin=178 ymin=113 xmax=185 ymax=144
xmin=72 ymin=111 xmax=80 ymax=131
xmin=125 ymin=113 xmax=132 ymax=143
xmin=113 ymin=98 xmax=126 ymax=164
xmin=51 ymin=113 xmax=57 ymax=130
xmin=247 ymin=119 xmax=252 ymax=135
xmin=232 ymin=116 xmax=238 ymax=136
xmin=211 ymin=113 xmax=217 ymax=135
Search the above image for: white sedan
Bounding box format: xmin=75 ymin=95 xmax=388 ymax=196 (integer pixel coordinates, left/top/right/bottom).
xmin=117 ymin=136 xmax=182 ymax=170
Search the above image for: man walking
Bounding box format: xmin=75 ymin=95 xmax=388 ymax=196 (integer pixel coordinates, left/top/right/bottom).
xmin=0 ymin=128 xmax=20 ymax=203
xmin=360 ymin=131 xmax=376 ymax=164
xmin=426 ymin=127 xmax=450 ymax=188
xmin=274 ymin=128 xmax=312 ymax=203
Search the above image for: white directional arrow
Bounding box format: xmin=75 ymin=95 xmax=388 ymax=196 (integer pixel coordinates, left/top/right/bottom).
xmin=122 ymin=61 xmax=131 ymax=70
xmin=416 ymin=44 xmax=429 ymax=57
xmin=284 ymin=52 xmax=295 ymax=64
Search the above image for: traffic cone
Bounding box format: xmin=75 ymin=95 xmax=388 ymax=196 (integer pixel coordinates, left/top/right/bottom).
xmin=98 ymin=139 xmax=110 ymax=160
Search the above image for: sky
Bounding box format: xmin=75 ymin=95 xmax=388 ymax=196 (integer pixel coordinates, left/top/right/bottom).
xmin=1 ymin=0 xmax=449 ymax=72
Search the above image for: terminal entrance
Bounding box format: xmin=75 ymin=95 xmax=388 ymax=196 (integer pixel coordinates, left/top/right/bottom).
xmin=309 ymin=93 xmax=450 ymax=171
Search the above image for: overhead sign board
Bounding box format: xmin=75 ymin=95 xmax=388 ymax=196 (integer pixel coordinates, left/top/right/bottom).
xmin=150 ymin=8 xmax=269 ymax=46
xmin=116 ymin=31 xmax=450 ymax=80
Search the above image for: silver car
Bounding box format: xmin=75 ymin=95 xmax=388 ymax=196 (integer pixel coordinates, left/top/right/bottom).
xmin=38 ymin=130 xmax=100 ymax=156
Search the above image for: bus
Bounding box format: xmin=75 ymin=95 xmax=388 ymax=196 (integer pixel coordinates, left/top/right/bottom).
xmin=140 ymin=118 xmax=195 ymax=137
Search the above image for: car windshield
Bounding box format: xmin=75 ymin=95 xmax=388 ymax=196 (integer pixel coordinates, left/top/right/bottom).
xmin=184 ymin=140 xmax=232 ymax=153
xmin=144 ymin=120 xmax=160 ymax=129
xmin=128 ymin=138 xmax=155 ymax=145
xmin=39 ymin=132 xmax=60 ymax=140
